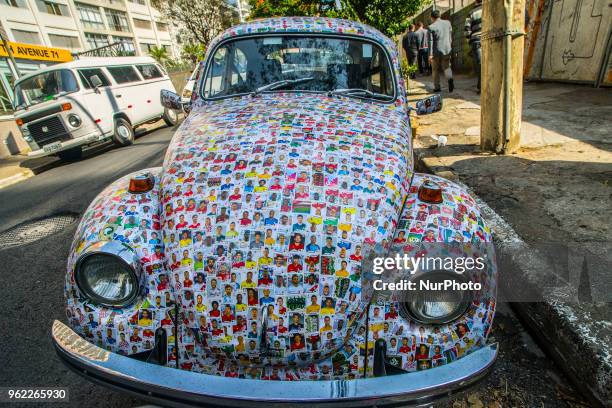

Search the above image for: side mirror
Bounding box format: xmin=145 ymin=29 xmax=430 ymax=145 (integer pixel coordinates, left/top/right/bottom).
xmin=90 ymin=75 xmax=103 ymax=92
xmin=160 ymin=89 xmax=183 ymax=111
xmin=413 ymin=94 xmax=442 ymax=115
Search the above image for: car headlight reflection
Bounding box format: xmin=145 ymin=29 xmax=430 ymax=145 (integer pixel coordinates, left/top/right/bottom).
xmin=75 ymin=242 xmax=139 ymax=307
xmin=402 ymin=271 xmax=472 ymax=324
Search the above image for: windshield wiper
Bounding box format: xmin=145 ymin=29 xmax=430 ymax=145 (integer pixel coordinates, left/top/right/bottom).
xmin=328 ymin=88 xmax=394 ymax=101
xmin=252 ymin=77 xmax=315 ymax=95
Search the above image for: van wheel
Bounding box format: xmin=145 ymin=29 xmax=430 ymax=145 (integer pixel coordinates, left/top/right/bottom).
xmin=112 ymin=118 xmax=134 ymax=146
xmin=162 ymin=107 xmax=179 ymax=127
xmin=57 ymin=146 xmax=82 ymax=161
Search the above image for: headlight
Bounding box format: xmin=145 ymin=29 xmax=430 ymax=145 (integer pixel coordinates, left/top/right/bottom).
xmin=402 ymin=270 xmax=472 ymax=324
xmin=182 ymin=89 xmax=192 ymax=98
xmin=75 ymin=241 xmax=139 ymax=307
xmin=68 ymin=114 xmax=82 ymax=128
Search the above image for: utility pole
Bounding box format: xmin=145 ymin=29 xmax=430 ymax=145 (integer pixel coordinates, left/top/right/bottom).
xmin=480 ymin=0 xmax=525 ymax=153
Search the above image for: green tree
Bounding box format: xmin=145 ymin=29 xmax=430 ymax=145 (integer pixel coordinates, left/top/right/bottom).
xmin=181 ymin=43 xmax=207 ymax=64
xmin=152 ymin=0 xmax=238 ymax=47
xmin=148 ymin=45 xmax=170 ymax=64
xmin=247 ymin=0 xmax=428 ymax=37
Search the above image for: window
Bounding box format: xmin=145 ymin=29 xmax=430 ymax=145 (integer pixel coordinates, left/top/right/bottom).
xmin=202 ymin=36 xmax=395 ymax=101
xmin=140 ymin=42 xmax=154 ymax=54
xmin=133 ymin=18 xmax=151 ymax=29
xmin=105 ymin=9 xmax=129 ymax=32
xmin=14 ymin=69 xmax=78 ymax=108
xmin=85 ymin=33 xmax=109 ymax=49
xmin=76 ymin=3 xmax=104 ymax=30
xmin=2 ymin=0 xmax=27 ymax=8
xmin=128 ymin=0 xmax=145 ymax=4
xmin=48 ymin=34 xmax=81 ymax=50
xmin=155 ymin=22 xmax=168 ymax=32
xmin=136 ymin=64 xmax=163 ymax=79
xmin=111 ymin=36 xmax=135 ymax=55
xmin=78 ymin=68 xmax=110 ymax=88
xmin=107 ymin=66 xmax=140 ymax=83
xmin=36 ymin=0 xmax=69 ymax=16
xmin=11 ymin=29 xmax=41 ymax=45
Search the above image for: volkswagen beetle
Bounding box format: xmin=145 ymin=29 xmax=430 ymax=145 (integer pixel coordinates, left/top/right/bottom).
xmin=52 ymin=17 xmax=497 ymax=407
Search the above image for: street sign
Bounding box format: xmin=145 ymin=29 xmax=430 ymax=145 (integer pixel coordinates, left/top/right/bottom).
xmin=0 ymin=41 xmax=73 ymax=63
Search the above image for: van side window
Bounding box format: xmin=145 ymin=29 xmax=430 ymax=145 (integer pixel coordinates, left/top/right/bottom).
xmin=107 ymin=66 xmax=141 ymax=84
xmin=136 ymin=64 xmax=163 ymax=80
xmin=78 ymin=68 xmax=110 ymax=89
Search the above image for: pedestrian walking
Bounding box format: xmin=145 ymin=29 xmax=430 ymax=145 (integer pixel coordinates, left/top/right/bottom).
xmin=428 ymin=10 xmax=454 ymax=92
xmin=416 ymin=22 xmax=430 ymax=75
xmin=465 ymin=0 xmax=483 ymax=93
xmin=402 ymin=24 xmax=420 ymax=78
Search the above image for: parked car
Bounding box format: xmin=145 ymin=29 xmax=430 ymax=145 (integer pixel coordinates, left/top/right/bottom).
xmin=52 ymin=17 xmax=497 ymax=406
xmin=180 ymin=60 xmax=205 ymax=114
xmin=13 ymin=56 xmax=178 ymax=161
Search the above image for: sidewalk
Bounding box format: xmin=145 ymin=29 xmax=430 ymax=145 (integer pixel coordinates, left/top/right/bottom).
xmin=409 ymin=75 xmax=612 ymax=407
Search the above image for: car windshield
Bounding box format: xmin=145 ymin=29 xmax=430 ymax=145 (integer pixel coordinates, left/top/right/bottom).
xmin=202 ymin=35 xmax=395 ymax=101
xmin=14 ymin=69 xmax=78 ymax=109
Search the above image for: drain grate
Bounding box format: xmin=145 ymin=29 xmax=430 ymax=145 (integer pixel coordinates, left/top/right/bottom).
xmin=0 ymin=213 xmax=79 ymax=249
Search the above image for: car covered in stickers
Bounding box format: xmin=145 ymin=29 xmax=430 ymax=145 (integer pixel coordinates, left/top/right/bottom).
xmin=52 ymin=17 xmax=498 ymax=407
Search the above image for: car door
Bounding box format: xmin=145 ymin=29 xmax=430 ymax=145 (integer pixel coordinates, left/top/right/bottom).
xmin=105 ymin=65 xmax=145 ymax=124
xmin=135 ymin=63 xmax=167 ymax=120
xmin=77 ymin=68 xmax=115 ymax=135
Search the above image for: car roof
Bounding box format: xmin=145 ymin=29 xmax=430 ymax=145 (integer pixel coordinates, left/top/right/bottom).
xmin=15 ymin=56 xmax=159 ymax=84
xmin=212 ymin=17 xmax=393 ymax=49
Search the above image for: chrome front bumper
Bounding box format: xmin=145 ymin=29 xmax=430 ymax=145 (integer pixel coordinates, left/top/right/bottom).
xmin=52 ymin=320 xmax=497 ymax=407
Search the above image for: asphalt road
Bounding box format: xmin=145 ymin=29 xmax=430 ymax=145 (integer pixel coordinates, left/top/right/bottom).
xmin=0 ymin=123 xmax=584 ymax=408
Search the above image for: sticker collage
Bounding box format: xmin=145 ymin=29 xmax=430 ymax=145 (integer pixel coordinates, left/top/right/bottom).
xmin=63 ymin=17 xmax=496 ymax=382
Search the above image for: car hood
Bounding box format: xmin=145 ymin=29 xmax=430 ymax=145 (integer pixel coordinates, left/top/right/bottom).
xmin=159 ymin=93 xmax=413 ymax=366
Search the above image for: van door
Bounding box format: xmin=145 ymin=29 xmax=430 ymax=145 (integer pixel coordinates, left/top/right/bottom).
xmin=135 ymin=63 xmax=167 ymax=120
xmin=77 ymin=68 xmax=115 ymax=136
xmin=105 ymin=65 xmax=146 ymax=125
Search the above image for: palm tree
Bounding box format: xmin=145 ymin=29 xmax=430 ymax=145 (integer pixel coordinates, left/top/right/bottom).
xmin=149 ymin=46 xmax=169 ymax=64
xmin=181 ymin=43 xmax=206 ymax=64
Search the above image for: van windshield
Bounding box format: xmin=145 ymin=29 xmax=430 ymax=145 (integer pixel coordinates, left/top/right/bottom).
xmin=14 ymin=69 xmax=78 ymax=109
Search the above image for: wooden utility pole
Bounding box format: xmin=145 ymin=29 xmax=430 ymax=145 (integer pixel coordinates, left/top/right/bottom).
xmin=480 ymin=0 xmax=525 ymax=153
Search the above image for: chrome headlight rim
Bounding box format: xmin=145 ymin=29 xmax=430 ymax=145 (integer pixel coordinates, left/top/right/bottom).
xmin=67 ymin=114 xmax=82 ymax=128
xmin=401 ymin=270 xmax=473 ymax=325
xmin=74 ymin=241 xmax=139 ymax=308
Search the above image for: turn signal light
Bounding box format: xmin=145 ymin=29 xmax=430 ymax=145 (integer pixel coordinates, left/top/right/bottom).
xmin=129 ymin=172 xmax=154 ymax=193
xmin=61 ymin=102 xmax=72 ymax=111
xmin=15 ymin=118 xmax=23 ymax=126
xmin=418 ymin=180 xmax=443 ymax=204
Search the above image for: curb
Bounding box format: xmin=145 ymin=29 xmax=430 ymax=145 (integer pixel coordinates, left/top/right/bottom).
xmin=414 ymin=148 xmax=611 ymax=408
xmin=0 ymin=169 xmax=34 ymax=190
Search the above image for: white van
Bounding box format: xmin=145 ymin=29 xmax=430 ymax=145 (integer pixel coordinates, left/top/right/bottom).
xmin=12 ymin=56 xmax=178 ymax=160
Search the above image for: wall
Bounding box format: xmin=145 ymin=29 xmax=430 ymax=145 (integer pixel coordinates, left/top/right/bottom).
xmin=524 ymin=0 xmax=612 ymax=85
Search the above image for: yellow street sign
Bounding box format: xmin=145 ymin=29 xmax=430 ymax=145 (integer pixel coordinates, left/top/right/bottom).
xmin=0 ymin=41 xmax=73 ymax=62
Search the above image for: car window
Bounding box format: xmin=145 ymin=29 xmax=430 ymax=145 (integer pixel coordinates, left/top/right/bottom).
xmin=78 ymin=68 xmax=111 ymax=89
xmin=136 ymin=64 xmax=163 ymax=80
xmin=107 ymin=66 xmax=141 ymax=84
xmin=204 ymin=47 xmax=228 ymax=98
xmin=201 ymin=36 xmax=395 ymax=100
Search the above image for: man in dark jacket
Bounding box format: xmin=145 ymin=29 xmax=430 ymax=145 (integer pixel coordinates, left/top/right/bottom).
xmin=428 ymin=10 xmax=454 ymax=92
xmin=402 ymin=24 xmax=420 ymax=79
xmin=465 ymin=0 xmax=483 ymax=93
xmin=416 ymin=22 xmax=430 ymax=74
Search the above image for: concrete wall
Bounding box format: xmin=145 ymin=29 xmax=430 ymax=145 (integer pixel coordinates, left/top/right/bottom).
xmin=524 ymin=0 xmax=612 ymax=85
xmin=0 ymin=120 xmax=29 ymax=159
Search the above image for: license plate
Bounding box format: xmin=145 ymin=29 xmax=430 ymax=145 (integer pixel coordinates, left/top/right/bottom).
xmin=43 ymin=141 xmax=62 ymax=153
